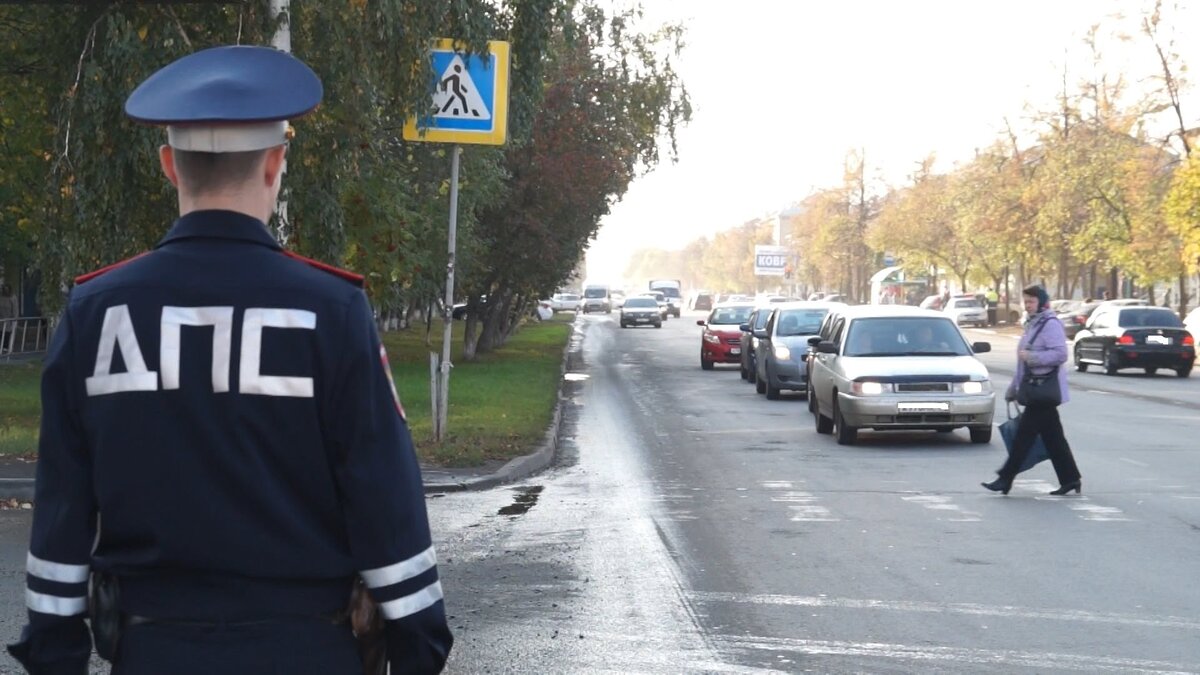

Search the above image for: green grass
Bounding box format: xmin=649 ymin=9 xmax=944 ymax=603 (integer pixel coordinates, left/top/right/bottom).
xmin=0 ymin=316 xmax=573 ymax=467
xmin=0 ymin=360 xmax=41 ymax=457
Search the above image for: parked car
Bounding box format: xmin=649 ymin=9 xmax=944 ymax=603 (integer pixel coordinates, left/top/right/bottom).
xmin=807 ymin=305 xmax=995 ymax=445
xmin=753 ymin=301 xmax=843 ymax=399
xmin=918 ymin=294 xmax=943 ymax=310
xmin=943 ymin=295 xmax=988 ymax=328
xmin=1185 ymin=306 xmax=1200 ymax=339
xmin=698 ymin=303 xmax=755 ymax=370
xmin=1058 ymin=300 xmax=1102 ymax=340
xmin=550 ymin=293 xmax=580 ymax=312
xmin=1073 ymin=306 xmax=1195 ymax=377
xmin=738 ymin=307 xmax=774 ymax=383
xmin=691 ymin=292 xmax=714 ymax=311
xmin=611 ymin=291 xmax=626 ymax=309
xmin=619 ymin=296 xmax=663 ymax=328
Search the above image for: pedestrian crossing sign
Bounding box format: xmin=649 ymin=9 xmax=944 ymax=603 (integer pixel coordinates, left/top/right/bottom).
xmin=403 ymin=39 xmax=510 ymax=146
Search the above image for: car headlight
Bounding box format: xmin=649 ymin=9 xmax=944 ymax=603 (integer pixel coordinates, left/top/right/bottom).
xmin=957 ymin=380 xmax=991 ymax=394
xmin=851 ymin=381 xmax=892 ymax=395
xmin=704 ymin=333 xmax=722 ymax=344
xmin=773 ymin=344 xmax=791 ymax=361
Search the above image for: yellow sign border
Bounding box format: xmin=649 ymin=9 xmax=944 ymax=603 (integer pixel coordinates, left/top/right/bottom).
xmin=403 ymin=39 xmax=510 ymax=146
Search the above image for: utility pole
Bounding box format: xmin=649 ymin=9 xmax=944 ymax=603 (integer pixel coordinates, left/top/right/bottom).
xmin=269 ymin=0 xmax=291 ymax=245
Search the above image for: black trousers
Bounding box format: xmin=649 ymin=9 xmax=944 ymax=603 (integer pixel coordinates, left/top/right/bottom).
xmin=998 ymin=404 xmax=1081 ymax=484
xmin=112 ymin=617 xmax=363 ymax=675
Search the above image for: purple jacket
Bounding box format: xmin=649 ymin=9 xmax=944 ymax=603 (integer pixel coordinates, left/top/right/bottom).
xmin=1007 ymin=309 xmax=1070 ymax=404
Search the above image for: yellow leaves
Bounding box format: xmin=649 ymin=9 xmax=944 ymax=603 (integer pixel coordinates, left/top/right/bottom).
xmin=349 ymin=0 xmax=367 ymax=9
xmin=138 ymin=25 xmax=148 ymax=42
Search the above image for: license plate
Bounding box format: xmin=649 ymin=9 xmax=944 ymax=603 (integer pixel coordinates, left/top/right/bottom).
xmin=730 ymin=348 xmax=741 ymax=355
xmin=636 ymin=318 xmax=648 ymax=323
xmin=898 ymin=401 xmax=949 ymax=412
xmin=1146 ymin=335 xmax=1171 ymax=345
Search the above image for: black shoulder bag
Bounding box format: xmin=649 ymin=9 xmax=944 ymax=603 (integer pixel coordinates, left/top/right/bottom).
xmin=1017 ymin=316 xmax=1062 ymax=407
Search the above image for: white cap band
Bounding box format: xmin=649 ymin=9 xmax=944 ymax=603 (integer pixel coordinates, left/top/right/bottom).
xmin=167 ymin=121 xmax=287 ymax=152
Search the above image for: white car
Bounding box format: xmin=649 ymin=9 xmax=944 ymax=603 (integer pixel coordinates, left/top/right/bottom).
xmin=943 ymin=296 xmax=988 ymax=328
xmin=550 ymin=293 xmax=580 ymax=312
xmin=1185 ymin=306 xmax=1200 ymax=339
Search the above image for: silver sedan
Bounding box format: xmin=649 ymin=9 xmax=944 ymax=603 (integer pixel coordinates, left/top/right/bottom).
xmin=808 ymin=306 xmax=995 ymax=445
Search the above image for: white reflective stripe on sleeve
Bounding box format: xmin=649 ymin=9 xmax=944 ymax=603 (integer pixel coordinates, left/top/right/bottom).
xmin=361 ymin=546 xmax=437 ymax=589
xmin=378 ymin=581 xmax=444 ymax=621
xmin=26 ymin=552 xmax=89 ymax=583
xmin=26 ymin=588 xmax=87 ymax=616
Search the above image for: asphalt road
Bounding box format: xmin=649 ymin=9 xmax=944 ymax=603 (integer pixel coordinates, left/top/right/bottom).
xmin=2 ymin=311 xmax=1199 ymax=673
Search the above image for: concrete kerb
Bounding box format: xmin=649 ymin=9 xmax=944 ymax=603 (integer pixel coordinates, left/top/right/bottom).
xmin=0 ymin=319 xmax=580 ymax=501
xmin=420 ymin=318 xmax=577 ymax=494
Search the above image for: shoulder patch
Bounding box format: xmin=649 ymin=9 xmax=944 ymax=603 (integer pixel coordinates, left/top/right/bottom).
xmin=282 ymin=251 xmax=365 ymax=288
xmin=74 ymin=252 xmax=152 ymax=286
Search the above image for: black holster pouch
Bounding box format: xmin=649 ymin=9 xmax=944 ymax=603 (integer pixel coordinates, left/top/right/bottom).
xmin=89 ymin=571 xmax=122 ymax=662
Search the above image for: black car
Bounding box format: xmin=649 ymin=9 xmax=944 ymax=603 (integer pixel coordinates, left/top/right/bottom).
xmin=1074 ymin=306 xmax=1195 ymax=377
xmin=619 ymin=296 xmax=663 ymax=328
xmin=738 ymin=307 xmax=773 ymax=383
xmin=692 ymin=292 xmax=714 ymax=311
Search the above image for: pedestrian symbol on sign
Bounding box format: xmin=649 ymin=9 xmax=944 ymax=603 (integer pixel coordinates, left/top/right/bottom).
xmin=433 ymin=56 xmax=490 ymax=120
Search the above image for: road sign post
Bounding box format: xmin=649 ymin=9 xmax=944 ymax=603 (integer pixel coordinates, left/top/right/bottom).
xmin=405 ymin=39 xmax=510 ymax=442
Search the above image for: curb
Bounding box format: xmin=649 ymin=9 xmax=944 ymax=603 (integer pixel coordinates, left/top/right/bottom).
xmin=0 ymin=321 xmax=579 ymax=502
xmin=420 ymin=318 xmax=576 ymax=494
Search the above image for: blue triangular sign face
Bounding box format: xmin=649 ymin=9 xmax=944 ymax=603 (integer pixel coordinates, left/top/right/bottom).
xmin=431 ymin=55 xmax=491 ymax=120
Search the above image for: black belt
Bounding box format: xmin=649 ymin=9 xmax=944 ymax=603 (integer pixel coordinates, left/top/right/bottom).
xmin=125 ymin=610 xmax=349 ymax=629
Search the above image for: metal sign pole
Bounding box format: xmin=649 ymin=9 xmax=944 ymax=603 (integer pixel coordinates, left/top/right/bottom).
xmin=436 ymin=145 xmax=462 ymax=442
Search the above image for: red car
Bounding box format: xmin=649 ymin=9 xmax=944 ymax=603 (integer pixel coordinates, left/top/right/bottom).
xmin=698 ymin=303 xmax=756 ymax=370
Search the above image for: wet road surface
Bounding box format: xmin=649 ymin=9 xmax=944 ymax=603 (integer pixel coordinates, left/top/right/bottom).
xmin=3 ymin=311 xmax=1199 ymax=673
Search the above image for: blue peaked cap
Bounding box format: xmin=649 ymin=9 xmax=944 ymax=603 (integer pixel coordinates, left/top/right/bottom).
xmin=125 ymin=45 xmax=322 ymax=152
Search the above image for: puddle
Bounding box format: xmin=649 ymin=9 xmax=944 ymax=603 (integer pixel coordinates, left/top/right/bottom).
xmin=564 ymin=373 xmax=590 ymax=382
xmin=497 ymin=485 xmax=544 ymax=517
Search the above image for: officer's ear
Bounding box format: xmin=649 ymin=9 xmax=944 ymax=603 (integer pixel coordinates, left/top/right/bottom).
xmin=159 ymin=145 xmax=181 ymax=188
xmin=263 ymin=145 xmax=287 ymax=190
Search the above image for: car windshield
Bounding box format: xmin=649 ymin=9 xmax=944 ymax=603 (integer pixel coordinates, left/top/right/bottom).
xmin=653 ymin=287 xmax=682 ymax=299
xmin=624 ymin=298 xmax=656 ymax=308
xmin=1118 ymin=308 xmax=1183 ymax=328
xmin=844 ymin=317 xmax=971 ymax=356
xmin=951 ymin=298 xmax=982 ymax=308
xmin=583 ymin=288 xmax=607 ymax=299
xmin=775 ymin=308 xmax=830 ymax=336
xmin=708 ymin=306 xmax=754 ymax=325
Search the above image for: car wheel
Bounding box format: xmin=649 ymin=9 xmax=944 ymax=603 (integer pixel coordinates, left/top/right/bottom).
xmin=1074 ymin=347 xmax=1088 ymax=372
xmin=740 ymin=362 xmax=748 ymax=380
xmin=969 ymin=426 xmax=993 ymax=444
xmin=814 ymin=396 xmax=833 ymax=434
xmin=747 ymin=361 xmax=757 ymax=384
xmin=1177 ymin=366 xmax=1192 ymax=378
xmin=1144 ymin=367 xmax=1158 ymax=376
xmin=833 ymin=397 xmax=857 ymax=445
xmin=755 ymin=376 xmax=766 ymax=394
xmin=765 ymin=365 xmax=781 ymax=400
xmin=701 ymin=357 xmax=714 ymax=371
xmin=654 ymin=322 xmax=662 ymax=329
xmin=808 ymin=386 xmax=817 ymax=413
xmin=1104 ymin=348 xmax=1120 ymax=375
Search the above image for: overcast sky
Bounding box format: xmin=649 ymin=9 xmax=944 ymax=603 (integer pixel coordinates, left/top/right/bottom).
xmin=584 ymin=0 xmax=1200 ymax=283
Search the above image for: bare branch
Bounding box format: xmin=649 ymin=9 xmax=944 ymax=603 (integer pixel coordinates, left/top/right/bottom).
xmin=164 ymin=7 xmax=194 ymax=51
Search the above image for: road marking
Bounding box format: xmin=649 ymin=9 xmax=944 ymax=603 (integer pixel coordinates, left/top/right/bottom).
xmin=1120 ymin=457 xmax=1150 ymax=467
xmin=761 ymin=480 xmax=838 ymax=521
xmin=708 ymin=634 xmax=1196 ymax=674
xmin=688 ymin=591 xmax=1200 ymax=631
xmin=688 ymin=428 xmax=808 ymax=435
xmin=1065 ymin=501 xmax=1133 ymax=522
xmin=901 ymin=494 xmax=981 ymax=522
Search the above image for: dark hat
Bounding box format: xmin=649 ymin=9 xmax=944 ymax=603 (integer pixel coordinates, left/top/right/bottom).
xmin=125 ymin=45 xmax=322 ymax=153
xmin=1023 ymin=285 xmax=1050 ymax=309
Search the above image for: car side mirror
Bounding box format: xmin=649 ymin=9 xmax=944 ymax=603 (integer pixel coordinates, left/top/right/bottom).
xmin=972 ymin=341 xmax=991 ymax=353
xmin=696 ymin=320 xmax=706 ymax=326
xmin=807 ymin=336 xmax=822 ymax=346
xmin=816 ymin=341 xmax=838 ymax=354
xmin=753 ymin=329 xmax=768 ymax=340
xmin=739 ymin=323 xmax=751 ymax=332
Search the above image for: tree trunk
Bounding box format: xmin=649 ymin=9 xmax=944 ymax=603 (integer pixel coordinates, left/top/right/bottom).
xmin=1108 ymin=267 xmax=1119 ymax=299
xmin=462 ymin=313 xmax=479 ymax=361
xmin=1179 ymin=271 xmax=1190 ymax=318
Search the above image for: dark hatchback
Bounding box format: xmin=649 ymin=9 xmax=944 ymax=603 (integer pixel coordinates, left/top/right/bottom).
xmin=1073 ymin=306 xmax=1195 ymax=377
xmin=738 ymin=307 xmax=773 ymax=383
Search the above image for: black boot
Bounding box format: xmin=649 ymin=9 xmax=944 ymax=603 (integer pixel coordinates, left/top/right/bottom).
xmin=981 ymin=478 xmax=1012 ymax=495
xmin=1049 ymin=479 xmax=1081 ymax=496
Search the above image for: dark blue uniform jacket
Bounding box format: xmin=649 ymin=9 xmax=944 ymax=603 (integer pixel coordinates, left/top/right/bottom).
xmin=9 ymin=210 xmax=451 ymax=673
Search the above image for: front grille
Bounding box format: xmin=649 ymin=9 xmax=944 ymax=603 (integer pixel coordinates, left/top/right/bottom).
xmin=725 ymin=338 xmax=741 ymax=345
xmin=895 ymin=382 xmax=951 ymax=393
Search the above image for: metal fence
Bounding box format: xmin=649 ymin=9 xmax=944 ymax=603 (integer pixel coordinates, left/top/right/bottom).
xmin=0 ymin=317 xmax=53 ymax=361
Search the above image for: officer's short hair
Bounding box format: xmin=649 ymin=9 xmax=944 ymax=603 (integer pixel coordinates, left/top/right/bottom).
xmin=172 ymin=148 xmax=270 ymax=195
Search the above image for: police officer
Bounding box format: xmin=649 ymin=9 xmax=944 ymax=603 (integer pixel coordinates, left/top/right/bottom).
xmin=7 ymin=46 xmax=452 ymax=674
